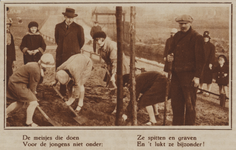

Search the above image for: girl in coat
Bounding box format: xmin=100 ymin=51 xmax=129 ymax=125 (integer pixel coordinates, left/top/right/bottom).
xmin=20 ymin=21 xmax=46 ymax=64
xmin=6 ymin=53 xmax=55 ymax=127
xmin=213 ymin=55 xmax=229 ymax=96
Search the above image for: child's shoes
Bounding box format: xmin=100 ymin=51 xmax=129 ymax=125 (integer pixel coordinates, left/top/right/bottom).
xmin=25 ymin=122 xmax=38 ymax=127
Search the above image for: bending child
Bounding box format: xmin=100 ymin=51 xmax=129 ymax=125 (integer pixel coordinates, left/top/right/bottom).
xmin=52 ymin=54 xmax=93 ymax=112
xmin=122 ymin=71 xmax=168 ymax=125
xmin=6 ymin=53 xmax=55 ymax=127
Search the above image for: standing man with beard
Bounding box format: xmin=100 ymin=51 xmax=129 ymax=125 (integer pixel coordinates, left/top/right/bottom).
xmin=167 ymin=15 xmax=204 ymax=125
xmin=55 ymin=8 xmax=85 ymax=96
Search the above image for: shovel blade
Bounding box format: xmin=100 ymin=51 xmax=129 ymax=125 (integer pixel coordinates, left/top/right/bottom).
xmin=48 ymin=120 xmax=62 ymax=126
xmin=73 ymin=115 xmax=88 ymax=125
xmin=36 ymin=106 xmax=62 ymax=126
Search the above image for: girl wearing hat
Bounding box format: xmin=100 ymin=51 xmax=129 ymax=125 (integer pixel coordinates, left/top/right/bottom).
xmin=20 ymin=21 xmax=46 ymax=65
xmin=93 ymin=31 xmax=130 ymax=88
xmin=52 ymin=54 xmax=93 ymax=112
xmin=6 ymin=53 xmax=55 ymax=127
xmin=197 ymin=31 xmax=216 ymax=97
xmin=213 ymin=55 xmax=229 ymax=98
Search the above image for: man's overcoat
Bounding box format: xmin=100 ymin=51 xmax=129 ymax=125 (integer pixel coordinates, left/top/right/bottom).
xmin=169 ymin=27 xmax=205 ymax=83
xmin=55 ymin=21 xmax=85 ymax=68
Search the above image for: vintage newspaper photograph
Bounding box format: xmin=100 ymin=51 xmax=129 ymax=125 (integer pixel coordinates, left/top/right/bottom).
xmin=0 ymin=0 xmax=235 ymax=149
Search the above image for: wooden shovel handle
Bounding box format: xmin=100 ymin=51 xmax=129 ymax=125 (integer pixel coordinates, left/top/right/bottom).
xmin=37 ymin=106 xmax=50 ymax=120
xmin=53 ymin=86 xmax=66 ymax=102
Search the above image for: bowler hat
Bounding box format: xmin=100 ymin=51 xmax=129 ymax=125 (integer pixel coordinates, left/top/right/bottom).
xmin=28 ymin=21 xmax=38 ymax=29
xmin=93 ymin=31 xmax=106 ymax=39
xmin=203 ymin=31 xmax=211 ymax=39
xmin=62 ymin=8 xmax=78 ymax=18
xmin=175 ymin=15 xmax=193 ymax=23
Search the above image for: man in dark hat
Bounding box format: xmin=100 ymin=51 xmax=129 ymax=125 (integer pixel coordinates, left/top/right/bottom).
xmin=167 ymin=14 xmax=204 ymax=125
xmin=90 ymin=21 xmax=102 ymax=53
xmin=55 ymin=8 xmax=85 ymax=95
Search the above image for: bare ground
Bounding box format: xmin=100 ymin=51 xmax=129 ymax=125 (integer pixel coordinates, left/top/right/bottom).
xmin=6 ymin=58 xmax=229 ymax=127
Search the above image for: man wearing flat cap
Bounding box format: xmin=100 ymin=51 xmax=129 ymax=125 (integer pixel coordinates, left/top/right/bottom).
xmin=55 ymin=8 xmax=85 ymax=96
xmin=167 ymin=14 xmax=204 ymax=125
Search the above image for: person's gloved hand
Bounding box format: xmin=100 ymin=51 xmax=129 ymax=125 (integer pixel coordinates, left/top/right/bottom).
xmin=32 ymin=49 xmax=39 ymax=55
xmin=65 ymin=97 xmax=75 ymax=106
xmin=192 ymin=77 xmax=200 ymax=87
xmin=51 ymin=80 xmax=58 ymax=87
xmin=27 ymin=50 xmax=34 ymax=55
xmin=167 ymin=53 xmax=174 ymax=62
xmin=101 ymin=64 xmax=107 ymax=69
xmin=12 ymin=61 xmax=16 ymax=69
xmin=209 ymin=64 xmax=213 ymax=70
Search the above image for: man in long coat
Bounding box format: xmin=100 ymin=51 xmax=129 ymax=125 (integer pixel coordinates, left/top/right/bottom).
xmin=55 ymin=8 xmax=85 ymax=95
xmin=167 ymin=15 xmax=204 ymax=125
xmin=198 ymin=31 xmax=215 ymax=96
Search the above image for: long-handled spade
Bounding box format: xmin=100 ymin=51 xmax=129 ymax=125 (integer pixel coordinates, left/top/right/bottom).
xmin=163 ymin=54 xmax=173 ymax=125
xmin=36 ymin=106 xmax=62 ymax=126
xmin=52 ymin=86 xmax=88 ymax=125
